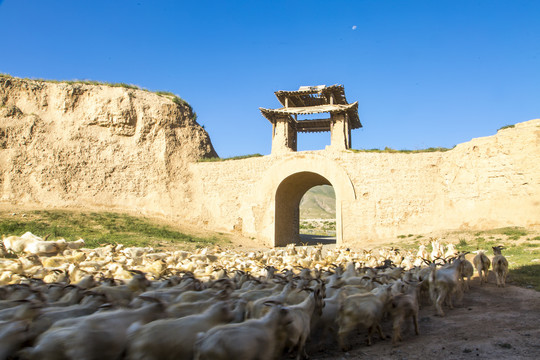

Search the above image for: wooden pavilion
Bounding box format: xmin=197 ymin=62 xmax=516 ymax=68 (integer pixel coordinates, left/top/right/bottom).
xmin=260 ymin=85 xmax=361 ymax=154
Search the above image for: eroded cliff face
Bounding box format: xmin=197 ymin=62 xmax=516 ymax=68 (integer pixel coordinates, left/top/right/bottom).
xmin=0 ymin=76 xmax=217 ymax=216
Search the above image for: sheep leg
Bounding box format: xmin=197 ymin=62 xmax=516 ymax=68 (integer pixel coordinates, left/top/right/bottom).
xmin=338 ymin=332 xmax=350 ymax=352
xmin=392 ymin=328 xmax=401 ymax=345
xmin=446 ymin=288 xmax=454 ymax=309
xmin=412 ymin=313 xmax=419 ymax=335
xmin=391 ymin=318 xmax=402 ymax=345
xmin=366 ymin=326 xmax=373 ymax=346
xmin=376 ymin=323 xmax=386 ymax=340
xmin=295 ymin=334 xmax=308 ymax=360
xmin=455 ymin=286 xmax=464 ymax=307
xmin=435 ymin=291 xmax=446 ymax=316
xmin=337 ymin=327 xmax=352 ymax=351
xmin=496 ymin=272 xmax=503 ymax=287
xmin=478 ymin=270 xmax=484 ymax=285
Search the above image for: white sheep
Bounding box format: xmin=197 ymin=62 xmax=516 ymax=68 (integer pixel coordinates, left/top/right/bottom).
xmin=0 ymin=320 xmax=32 ymax=359
xmin=194 ymin=304 xmax=292 ymax=360
xmin=428 ymin=256 xmax=465 ymax=316
xmin=282 ymin=287 xmax=325 ymax=360
xmin=492 ymin=246 xmax=509 ymax=287
xmin=458 ymin=253 xmax=474 ymax=290
xmin=473 ymin=250 xmax=491 ymax=285
xmin=389 ymin=282 xmax=420 ymax=344
xmin=24 ymin=301 xmax=165 ymax=360
xmin=247 ymin=281 xmax=295 ymax=319
xmin=311 ymin=287 xmax=343 ymax=348
xmin=126 ymin=301 xmax=234 ymax=360
xmin=337 ymin=285 xmax=392 ymax=350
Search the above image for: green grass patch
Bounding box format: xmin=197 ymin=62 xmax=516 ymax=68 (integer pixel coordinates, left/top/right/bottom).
xmin=399 ymin=241 xmax=420 ymax=251
xmin=0 ymin=210 xmax=225 ymax=250
xmin=350 ymin=146 xmax=454 ymax=154
xmin=497 ymin=124 xmax=515 ymax=131
xmin=487 ymin=227 xmax=527 ymax=238
xmin=197 ymin=154 xmax=264 ymax=162
xmin=471 ymin=227 xmax=528 ymax=241
xmin=454 ymin=230 xmax=540 ymax=290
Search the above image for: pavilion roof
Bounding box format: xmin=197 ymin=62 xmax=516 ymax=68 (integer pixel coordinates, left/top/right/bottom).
xmin=274 ymin=84 xmax=349 ymax=107
xmin=259 ymin=102 xmax=361 ymax=131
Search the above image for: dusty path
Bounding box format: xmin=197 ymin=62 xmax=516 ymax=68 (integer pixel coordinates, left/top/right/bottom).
xmin=309 ymin=276 xmax=540 ymax=360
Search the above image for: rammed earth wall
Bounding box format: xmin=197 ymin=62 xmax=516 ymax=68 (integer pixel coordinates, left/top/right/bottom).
xmin=1 ymin=77 xmax=539 ymax=247
xmin=189 ymin=119 xmax=540 ymax=247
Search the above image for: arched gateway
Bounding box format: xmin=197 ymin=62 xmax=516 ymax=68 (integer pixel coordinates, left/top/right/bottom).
xmin=256 ymin=85 xmax=360 ymax=246
xmin=257 ymin=154 xmax=357 ymax=247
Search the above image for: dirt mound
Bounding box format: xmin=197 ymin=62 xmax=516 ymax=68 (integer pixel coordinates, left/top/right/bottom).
xmin=0 ymin=76 xmax=216 ymax=217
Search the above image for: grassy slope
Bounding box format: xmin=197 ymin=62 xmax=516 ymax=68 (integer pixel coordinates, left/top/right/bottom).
xmin=299 ymin=185 xmax=336 ymax=219
xmin=392 ymin=227 xmax=540 ymax=291
xmin=0 ymin=210 xmax=230 ymax=251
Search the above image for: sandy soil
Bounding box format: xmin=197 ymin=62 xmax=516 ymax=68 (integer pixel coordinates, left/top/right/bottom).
xmin=307 ymin=274 xmax=540 ymax=360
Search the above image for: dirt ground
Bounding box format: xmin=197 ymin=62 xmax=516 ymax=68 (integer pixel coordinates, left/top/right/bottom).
xmin=307 ymin=274 xmax=540 ymax=360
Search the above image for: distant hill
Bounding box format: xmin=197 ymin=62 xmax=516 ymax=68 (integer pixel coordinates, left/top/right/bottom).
xmin=299 ymin=185 xmax=336 ymax=219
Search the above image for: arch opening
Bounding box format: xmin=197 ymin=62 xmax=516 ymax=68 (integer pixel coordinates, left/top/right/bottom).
xmin=275 ymin=171 xmax=335 ymax=247
xmin=299 ymin=185 xmax=336 ymax=245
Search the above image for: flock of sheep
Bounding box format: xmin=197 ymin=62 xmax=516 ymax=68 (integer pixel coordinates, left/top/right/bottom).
xmin=0 ymin=232 xmax=509 ymax=360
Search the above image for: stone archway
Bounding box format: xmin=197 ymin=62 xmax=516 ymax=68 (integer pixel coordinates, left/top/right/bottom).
xmin=275 ymin=172 xmax=333 ymax=246
xmin=254 ymin=153 xmax=356 ymax=247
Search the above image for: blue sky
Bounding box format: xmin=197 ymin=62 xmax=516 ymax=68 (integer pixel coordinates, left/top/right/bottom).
xmin=1 ymin=0 xmax=539 ymax=157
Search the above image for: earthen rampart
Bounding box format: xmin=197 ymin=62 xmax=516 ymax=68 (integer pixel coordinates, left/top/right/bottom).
xmin=1 ymin=77 xmax=539 ymax=247
xmin=189 ymin=119 xmax=540 ymax=247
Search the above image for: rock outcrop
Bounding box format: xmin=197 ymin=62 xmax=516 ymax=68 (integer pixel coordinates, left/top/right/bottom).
xmin=0 ymin=76 xmax=217 ymax=216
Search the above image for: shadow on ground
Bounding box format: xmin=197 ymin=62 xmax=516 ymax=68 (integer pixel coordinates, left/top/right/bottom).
xmin=298 ymin=234 xmax=336 ymax=245
xmin=509 ymin=264 xmax=540 ymax=291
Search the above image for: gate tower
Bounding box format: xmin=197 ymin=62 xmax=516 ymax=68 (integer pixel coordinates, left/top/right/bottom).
xmin=259 ymin=85 xmax=362 ymax=154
